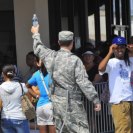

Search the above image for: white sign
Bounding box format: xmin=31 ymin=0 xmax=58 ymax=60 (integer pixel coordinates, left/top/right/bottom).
xmin=75 ymin=37 xmax=81 ymax=49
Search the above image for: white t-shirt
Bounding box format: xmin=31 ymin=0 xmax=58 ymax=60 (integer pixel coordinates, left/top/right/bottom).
xmin=0 ymin=81 xmax=28 ymax=119
xmin=100 ymin=58 xmax=133 ymax=104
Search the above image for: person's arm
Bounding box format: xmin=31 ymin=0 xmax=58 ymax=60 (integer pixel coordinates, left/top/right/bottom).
xmin=75 ymin=59 xmax=101 ymax=111
xmin=32 ymin=86 xmax=40 ymax=95
xmin=98 ymin=44 xmax=117 ymax=72
xmin=26 ymin=73 xmax=39 ymax=99
xmin=26 ymin=83 xmax=39 ymax=99
xmin=31 ymin=26 xmax=56 ymax=63
xmin=0 ymin=95 xmax=2 ymax=111
xmin=92 ymin=74 xmax=103 ymax=84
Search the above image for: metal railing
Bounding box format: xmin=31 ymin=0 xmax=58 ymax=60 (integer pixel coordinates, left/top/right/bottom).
xmin=84 ymin=82 xmax=114 ymax=133
xmin=31 ymin=82 xmax=114 ymax=133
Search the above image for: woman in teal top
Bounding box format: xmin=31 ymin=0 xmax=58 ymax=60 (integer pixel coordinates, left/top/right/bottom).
xmin=26 ymin=57 xmax=56 ymax=133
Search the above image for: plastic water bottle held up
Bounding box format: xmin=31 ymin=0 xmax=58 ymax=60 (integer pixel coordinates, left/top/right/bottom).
xmin=32 ymin=14 xmax=38 ymax=27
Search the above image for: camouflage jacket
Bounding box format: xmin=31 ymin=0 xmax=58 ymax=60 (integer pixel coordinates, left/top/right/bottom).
xmin=32 ymin=33 xmax=100 ymax=104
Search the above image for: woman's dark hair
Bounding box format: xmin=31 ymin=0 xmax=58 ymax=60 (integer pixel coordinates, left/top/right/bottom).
xmin=34 ymin=56 xmax=48 ymax=76
xmin=124 ymin=48 xmax=130 ymax=66
xmin=2 ymin=64 xmax=15 ymax=79
xmin=40 ymin=63 xmax=48 ymax=76
xmin=35 ymin=55 xmax=39 ymax=63
xmin=26 ymin=51 xmax=35 ymax=59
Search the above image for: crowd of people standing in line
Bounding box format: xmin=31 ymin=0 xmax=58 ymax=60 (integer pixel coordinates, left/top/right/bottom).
xmin=0 ymin=23 xmax=133 ymax=133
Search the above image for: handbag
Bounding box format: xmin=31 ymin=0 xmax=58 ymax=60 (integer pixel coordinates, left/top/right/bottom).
xmin=19 ymin=83 xmax=36 ymax=120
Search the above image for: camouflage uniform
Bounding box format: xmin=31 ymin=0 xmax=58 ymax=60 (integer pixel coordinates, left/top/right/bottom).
xmin=32 ymin=33 xmax=100 ymax=133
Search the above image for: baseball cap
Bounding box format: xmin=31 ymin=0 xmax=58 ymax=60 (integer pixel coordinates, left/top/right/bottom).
xmin=112 ymin=36 xmax=127 ymax=45
xmin=82 ymin=51 xmax=95 ymax=56
xmin=58 ymin=31 xmax=74 ymax=41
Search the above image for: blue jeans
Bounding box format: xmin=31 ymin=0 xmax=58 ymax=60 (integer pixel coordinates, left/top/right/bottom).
xmin=1 ymin=118 xmax=30 ymax=133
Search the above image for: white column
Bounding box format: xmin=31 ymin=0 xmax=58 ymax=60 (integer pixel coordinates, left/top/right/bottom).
xmin=13 ymin=0 xmax=49 ymax=77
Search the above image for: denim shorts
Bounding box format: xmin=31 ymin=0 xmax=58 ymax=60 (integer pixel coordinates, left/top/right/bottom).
xmin=1 ymin=118 xmax=30 ymax=133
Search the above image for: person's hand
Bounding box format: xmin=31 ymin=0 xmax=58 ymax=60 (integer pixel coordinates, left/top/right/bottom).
xmin=127 ymin=44 xmax=133 ymax=48
xmin=31 ymin=25 xmax=39 ymax=34
xmin=108 ymin=44 xmax=118 ymax=55
xmin=94 ymin=103 xmax=101 ymax=111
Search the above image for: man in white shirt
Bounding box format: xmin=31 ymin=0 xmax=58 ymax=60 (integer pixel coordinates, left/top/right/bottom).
xmin=99 ymin=36 xmax=133 ymax=133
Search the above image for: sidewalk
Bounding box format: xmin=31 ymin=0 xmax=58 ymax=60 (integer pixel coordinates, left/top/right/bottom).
xmin=30 ymin=130 xmax=39 ymax=133
xmin=30 ymin=122 xmax=39 ymax=133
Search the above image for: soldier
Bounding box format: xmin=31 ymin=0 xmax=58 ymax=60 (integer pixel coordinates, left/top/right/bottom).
xmin=31 ymin=25 xmax=101 ymax=133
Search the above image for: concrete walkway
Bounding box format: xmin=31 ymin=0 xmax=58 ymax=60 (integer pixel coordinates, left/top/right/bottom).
xmin=30 ymin=130 xmax=39 ymax=133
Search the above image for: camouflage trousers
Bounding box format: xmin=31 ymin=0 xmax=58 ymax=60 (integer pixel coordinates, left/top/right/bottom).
xmin=51 ymin=95 xmax=90 ymax=133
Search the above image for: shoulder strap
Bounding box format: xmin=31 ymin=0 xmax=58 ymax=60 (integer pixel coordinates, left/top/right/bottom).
xmin=39 ymin=71 xmax=51 ymax=99
xmin=19 ymin=82 xmax=24 ymax=95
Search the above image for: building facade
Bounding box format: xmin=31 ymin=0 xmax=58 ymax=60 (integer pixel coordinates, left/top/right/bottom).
xmin=0 ymin=0 xmax=131 ymax=76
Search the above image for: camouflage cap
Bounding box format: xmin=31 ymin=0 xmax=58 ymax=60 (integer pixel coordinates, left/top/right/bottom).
xmin=58 ymin=31 xmax=74 ymax=41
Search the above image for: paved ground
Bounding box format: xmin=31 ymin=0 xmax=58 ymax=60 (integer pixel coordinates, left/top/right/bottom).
xmin=30 ymin=130 xmax=39 ymax=133
xmin=30 ymin=122 xmax=39 ymax=133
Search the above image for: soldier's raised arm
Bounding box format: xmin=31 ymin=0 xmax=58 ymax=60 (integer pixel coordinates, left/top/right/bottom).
xmin=31 ymin=26 xmax=57 ymax=71
xmin=31 ymin=26 xmax=51 ymax=56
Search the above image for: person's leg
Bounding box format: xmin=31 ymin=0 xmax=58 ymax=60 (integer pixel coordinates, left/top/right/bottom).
xmin=48 ymin=125 xmax=56 ymax=133
xmin=21 ymin=119 xmax=30 ymax=133
xmin=131 ymin=102 xmax=133 ymax=133
xmin=51 ymin=95 xmax=68 ymax=133
xmin=42 ymin=103 xmax=56 ymax=133
xmin=111 ymin=102 xmax=132 ymax=133
xmin=39 ymin=125 xmax=48 ymax=133
xmin=12 ymin=119 xmax=30 ymax=133
xmin=64 ymin=100 xmax=90 ymax=133
xmin=1 ymin=119 xmax=15 ymax=133
xmin=52 ymin=95 xmax=90 ymax=133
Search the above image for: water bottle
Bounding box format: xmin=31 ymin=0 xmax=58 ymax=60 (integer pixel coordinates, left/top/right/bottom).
xmin=32 ymin=14 xmax=38 ymax=27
